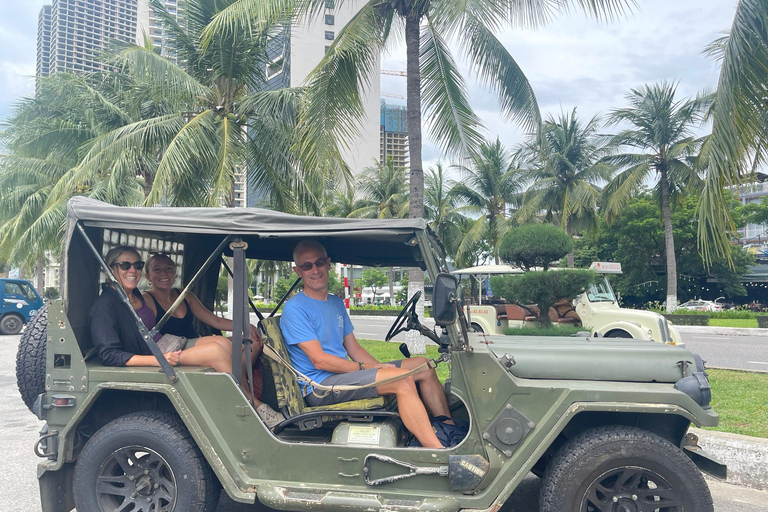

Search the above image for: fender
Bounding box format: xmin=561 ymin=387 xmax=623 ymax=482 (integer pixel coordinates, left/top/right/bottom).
xmin=486 ymin=401 xmax=706 ymax=508
xmin=594 ymin=320 xmax=649 ymax=340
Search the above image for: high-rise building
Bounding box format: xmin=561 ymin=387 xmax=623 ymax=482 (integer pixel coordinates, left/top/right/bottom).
xmin=264 ymin=0 xmax=381 ymax=180
xmin=37 ymin=0 xmax=139 ymax=77
xmin=37 ymin=6 xmax=53 ymax=77
xmin=136 ymin=0 xmax=180 ymax=58
xmin=380 ymin=100 xmax=408 ymax=170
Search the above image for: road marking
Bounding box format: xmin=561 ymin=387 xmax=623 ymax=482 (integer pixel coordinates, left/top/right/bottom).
xmin=747 ymin=361 xmax=768 ymax=365
xmin=356 ymin=332 xmax=379 ymax=336
xmin=692 ymin=336 xmax=724 ymax=340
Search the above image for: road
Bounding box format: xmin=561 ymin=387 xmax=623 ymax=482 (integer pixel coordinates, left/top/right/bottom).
xmin=2 ymin=332 xmax=766 ymax=512
xmin=350 ymin=316 xmax=768 ymax=371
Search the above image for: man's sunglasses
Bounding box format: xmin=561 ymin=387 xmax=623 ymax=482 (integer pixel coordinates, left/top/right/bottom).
xmin=296 ymin=257 xmax=329 ymax=271
xmin=111 ymin=261 xmax=145 ymax=271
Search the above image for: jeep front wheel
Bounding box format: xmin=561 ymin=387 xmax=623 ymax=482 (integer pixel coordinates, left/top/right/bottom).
xmin=73 ymin=411 xmax=220 ymax=512
xmin=540 ymin=425 xmax=713 ymax=512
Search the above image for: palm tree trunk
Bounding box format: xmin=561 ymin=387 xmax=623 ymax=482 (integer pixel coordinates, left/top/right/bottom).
xmin=388 ymin=266 xmax=395 ymax=306
xmin=566 ymin=217 xmax=574 ymax=268
xmin=660 ymin=168 xmax=678 ymax=312
xmin=405 ymin=10 xmax=425 ymax=355
xmin=36 ymin=256 xmax=45 ymax=294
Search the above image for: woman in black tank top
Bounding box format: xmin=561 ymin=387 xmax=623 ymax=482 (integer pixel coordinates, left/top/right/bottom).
xmin=143 ymin=253 xmax=282 ymax=428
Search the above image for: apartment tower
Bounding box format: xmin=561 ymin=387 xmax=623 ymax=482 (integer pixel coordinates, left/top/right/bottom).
xmin=36 ymin=0 xmax=139 ymax=77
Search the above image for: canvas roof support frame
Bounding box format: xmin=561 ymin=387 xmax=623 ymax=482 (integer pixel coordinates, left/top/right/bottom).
xmin=76 ymin=222 xmax=243 ymax=384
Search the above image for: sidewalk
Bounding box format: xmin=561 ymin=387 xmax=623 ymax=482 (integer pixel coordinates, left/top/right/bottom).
xmin=675 ymin=325 xmax=768 ymax=336
xmin=691 ymin=427 xmax=768 ymax=491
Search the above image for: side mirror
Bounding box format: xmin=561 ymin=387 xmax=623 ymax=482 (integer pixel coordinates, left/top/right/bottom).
xmin=433 ymin=273 xmax=458 ymax=326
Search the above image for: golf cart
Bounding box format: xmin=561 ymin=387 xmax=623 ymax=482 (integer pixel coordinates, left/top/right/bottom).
xmin=453 ymin=262 xmax=682 ymax=343
xmin=19 ymin=197 xmax=721 ymax=512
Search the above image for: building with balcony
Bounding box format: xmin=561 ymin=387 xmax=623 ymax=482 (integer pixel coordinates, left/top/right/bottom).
xmin=37 ymin=0 xmax=139 ymax=77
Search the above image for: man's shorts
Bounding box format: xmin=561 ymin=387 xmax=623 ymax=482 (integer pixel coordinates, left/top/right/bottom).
xmin=304 ymin=359 xmax=403 ymax=407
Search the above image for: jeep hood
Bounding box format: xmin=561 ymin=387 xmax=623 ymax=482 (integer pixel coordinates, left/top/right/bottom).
xmin=481 ymin=335 xmax=691 ymax=383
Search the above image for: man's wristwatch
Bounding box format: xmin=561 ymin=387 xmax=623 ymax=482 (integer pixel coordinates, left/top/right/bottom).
xmin=358 ymin=361 xmax=364 ymax=370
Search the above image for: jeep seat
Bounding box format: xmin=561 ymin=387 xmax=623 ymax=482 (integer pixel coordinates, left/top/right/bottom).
xmin=259 ymin=316 xmax=397 ymax=433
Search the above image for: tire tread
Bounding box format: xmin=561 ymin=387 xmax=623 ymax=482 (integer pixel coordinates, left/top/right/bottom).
xmin=15 ymin=305 xmax=48 ymax=411
xmin=540 ymin=425 xmax=713 ymax=512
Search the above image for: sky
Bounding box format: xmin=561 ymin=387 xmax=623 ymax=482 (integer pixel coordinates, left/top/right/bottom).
xmin=0 ymin=0 xmax=738 ymax=164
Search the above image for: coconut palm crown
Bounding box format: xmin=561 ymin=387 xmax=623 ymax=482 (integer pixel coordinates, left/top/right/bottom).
xmin=601 ymin=82 xmax=708 ymax=311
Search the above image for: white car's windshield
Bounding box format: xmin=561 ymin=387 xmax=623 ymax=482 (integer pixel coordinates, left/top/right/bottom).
xmin=586 ymin=278 xmax=616 ymax=303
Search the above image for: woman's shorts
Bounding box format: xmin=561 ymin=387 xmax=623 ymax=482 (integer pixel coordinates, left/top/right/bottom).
xmin=156 ymin=334 xmax=198 ymax=352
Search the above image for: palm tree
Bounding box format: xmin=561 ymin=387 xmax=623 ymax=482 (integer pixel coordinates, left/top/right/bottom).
xmin=602 ymin=82 xmax=708 ymax=311
xmin=351 ymin=161 xmax=409 ymax=305
xmin=423 ymin=163 xmax=465 ymax=260
xmin=0 ymin=73 xmax=144 ymax=284
xmin=350 ymin=161 xmax=409 ymax=220
xmin=206 ymin=0 xmax=633 ymax=351
xmin=699 ymin=0 xmax=768 ymax=263
xmin=518 ymin=108 xmax=613 ymax=267
xmin=63 ymin=0 xmax=309 ymax=210
xmin=452 ymin=139 xmax=525 ymax=265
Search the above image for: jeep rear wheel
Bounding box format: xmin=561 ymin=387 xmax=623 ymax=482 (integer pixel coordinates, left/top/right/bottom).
xmin=15 ymin=305 xmax=47 ymax=411
xmin=540 ymin=426 xmax=713 ymax=512
xmin=74 ymin=411 xmax=220 ymax=512
xmin=1 ymin=313 xmax=24 ymax=335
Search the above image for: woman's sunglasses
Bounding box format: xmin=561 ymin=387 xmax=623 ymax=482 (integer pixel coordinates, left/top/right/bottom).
xmin=296 ymin=257 xmax=329 ymax=271
xmin=111 ymin=261 xmax=145 ymax=271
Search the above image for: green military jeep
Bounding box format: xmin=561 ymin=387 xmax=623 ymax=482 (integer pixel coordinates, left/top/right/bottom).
xmin=18 ymin=197 xmax=724 ymax=512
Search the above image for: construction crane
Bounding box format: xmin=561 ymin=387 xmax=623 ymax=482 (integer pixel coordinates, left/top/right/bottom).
xmin=382 ymin=69 xmax=406 ymax=77
xmin=381 ymin=92 xmax=404 ymax=99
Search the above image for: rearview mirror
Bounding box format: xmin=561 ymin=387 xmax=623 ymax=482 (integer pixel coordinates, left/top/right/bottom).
xmin=433 ymin=273 xmax=458 ymax=326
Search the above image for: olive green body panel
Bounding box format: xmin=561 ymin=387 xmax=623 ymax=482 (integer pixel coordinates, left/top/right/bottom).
xmin=476 ymin=334 xmax=698 ymax=383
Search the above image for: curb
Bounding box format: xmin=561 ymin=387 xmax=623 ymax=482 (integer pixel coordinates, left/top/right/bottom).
xmin=690 ymin=427 xmax=768 ymax=491
xmin=675 ymin=325 xmax=768 ymax=336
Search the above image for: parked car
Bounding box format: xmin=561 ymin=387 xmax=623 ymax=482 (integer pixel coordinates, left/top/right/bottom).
xmin=20 ymin=197 xmax=722 ymax=512
xmin=679 ymin=300 xmax=722 ymax=312
xmin=0 ymin=278 xmax=44 ymax=334
xmin=454 ymin=262 xmax=682 ymax=343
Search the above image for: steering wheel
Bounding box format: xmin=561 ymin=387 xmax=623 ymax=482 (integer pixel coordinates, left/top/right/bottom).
xmin=385 ymin=291 xmax=421 ymax=341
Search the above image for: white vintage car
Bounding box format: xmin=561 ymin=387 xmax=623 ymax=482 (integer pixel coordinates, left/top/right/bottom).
xmin=454 ymin=262 xmax=682 ymax=344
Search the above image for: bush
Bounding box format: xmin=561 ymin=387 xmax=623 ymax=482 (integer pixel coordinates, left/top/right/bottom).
xmin=662 ymin=314 xmax=709 ymax=326
xmin=499 ymin=224 xmax=572 ymax=271
xmin=710 ymin=308 xmax=755 ymax=319
xmin=43 ymin=287 xmax=60 ymax=299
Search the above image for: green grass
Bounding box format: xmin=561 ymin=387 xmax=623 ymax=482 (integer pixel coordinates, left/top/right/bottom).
xmin=360 ymin=341 xmax=768 ymax=439
xmin=358 ymin=339 xmax=449 ymax=382
xmin=708 ymin=318 xmax=758 ymax=328
xmin=502 ymin=325 xmax=589 ymax=336
xmin=705 ymin=369 xmax=768 ymax=438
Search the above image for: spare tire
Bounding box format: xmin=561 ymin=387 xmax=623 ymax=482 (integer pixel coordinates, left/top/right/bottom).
xmin=16 ymin=304 xmax=47 ymax=411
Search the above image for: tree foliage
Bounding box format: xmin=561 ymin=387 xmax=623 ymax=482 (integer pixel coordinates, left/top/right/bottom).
xmin=361 ymin=267 xmax=388 ymax=303
xmin=499 ymin=224 xmax=573 ymax=271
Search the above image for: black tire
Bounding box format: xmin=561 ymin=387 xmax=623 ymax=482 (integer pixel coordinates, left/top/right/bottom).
xmin=604 ymin=330 xmax=632 ymax=338
xmin=74 ymin=410 xmax=220 ymax=512
xmin=15 ymin=304 xmax=47 ymax=411
xmin=1 ymin=313 xmax=24 ymax=335
xmin=540 ymin=425 xmax=713 ymax=512
xmin=470 ymin=322 xmax=484 ymax=334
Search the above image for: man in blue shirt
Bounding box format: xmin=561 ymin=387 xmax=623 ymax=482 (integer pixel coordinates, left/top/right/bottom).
xmin=281 ymin=240 xmax=453 ymax=449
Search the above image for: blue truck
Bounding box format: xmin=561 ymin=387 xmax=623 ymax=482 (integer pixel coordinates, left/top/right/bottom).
xmin=0 ymin=278 xmax=44 ymax=335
